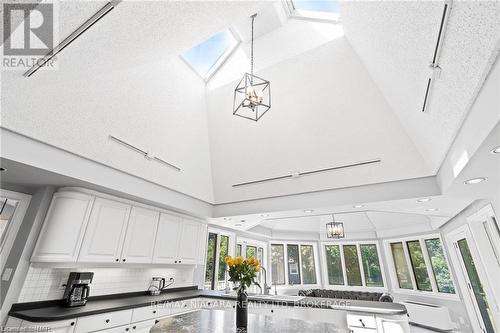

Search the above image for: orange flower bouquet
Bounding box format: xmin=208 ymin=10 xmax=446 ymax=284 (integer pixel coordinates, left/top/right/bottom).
xmin=224 ymin=256 xmax=261 ymax=293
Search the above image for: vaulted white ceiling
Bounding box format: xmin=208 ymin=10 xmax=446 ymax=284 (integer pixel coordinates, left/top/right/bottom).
xmin=340 ymin=1 xmax=500 ymax=172
xmin=1 ymin=0 xmax=499 ymax=210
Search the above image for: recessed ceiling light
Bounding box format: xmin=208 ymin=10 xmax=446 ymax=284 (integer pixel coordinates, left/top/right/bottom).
xmin=304 ymin=210 xmax=314 ymax=213
xmin=417 ymin=198 xmax=432 ymax=203
xmin=240 ymin=220 xmax=246 ymax=223
xmin=491 ymin=146 xmax=500 ymax=154
xmin=261 ymin=214 xmax=269 ymax=217
xmin=0 ymin=167 xmax=6 ymax=172
xmin=464 ymin=177 xmax=487 ymax=185
xmin=353 ymin=204 xmax=365 ymax=208
xmin=426 ymin=208 xmax=438 ymax=212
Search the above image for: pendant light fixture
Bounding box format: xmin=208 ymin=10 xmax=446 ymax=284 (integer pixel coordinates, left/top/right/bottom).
xmin=326 ymin=214 xmax=345 ymax=239
xmin=233 ymin=13 xmax=271 ymax=121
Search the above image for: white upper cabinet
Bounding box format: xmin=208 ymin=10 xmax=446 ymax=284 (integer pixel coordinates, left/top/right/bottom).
xmin=178 ymin=219 xmax=203 ymax=264
xmin=120 ymin=207 xmax=159 ymax=264
xmin=31 ymin=191 xmax=94 ymax=262
xmin=78 ymin=198 xmax=131 ymax=263
xmin=152 ymin=213 xmax=182 ymax=264
xmin=152 ymin=215 xmax=206 ymax=265
xmin=31 ymin=188 xmax=205 ymax=265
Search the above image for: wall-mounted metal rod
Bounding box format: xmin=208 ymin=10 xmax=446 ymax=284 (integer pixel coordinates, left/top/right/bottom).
xmin=109 ymin=135 xmax=181 ymax=172
xmin=24 ymin=1 xmax=121 ymax=77
xmin=422 ymin=1 xmax=451 ymax=112
xmin=232 ymin=158 xmax=381 ymax=187
xmin=431 ymin=3 xmax=449 ymax=66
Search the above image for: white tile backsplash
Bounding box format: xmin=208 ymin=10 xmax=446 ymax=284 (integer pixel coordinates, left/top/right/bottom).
xmin=18 ymin=265 xmax=195 ymax=303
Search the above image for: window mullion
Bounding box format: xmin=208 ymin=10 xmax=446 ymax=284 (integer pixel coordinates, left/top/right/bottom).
xmin=357 ymin=244 xmax=367 ymax=287
xmin=339 ymin=244 xmax=348 ymax=286
xmin=214 ymin=234 xmax=221 ymax=290
xmin=421 ymin=238 xmax=438 ymax=293
xmin=298 ymin=245 xmax=304 ymax=285
xmin=402 ymin=241 xmax=417 ymax=291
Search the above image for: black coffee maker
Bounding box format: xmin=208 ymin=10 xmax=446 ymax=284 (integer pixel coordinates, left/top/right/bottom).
xmin=63 ymin=272 xmax=94 ymax=307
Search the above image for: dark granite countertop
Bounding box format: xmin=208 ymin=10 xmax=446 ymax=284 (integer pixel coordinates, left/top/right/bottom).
xmin=150 ymin=309 xmax=348 ymax=333
xmin=9 ymin=286 xmax=406 ymax=322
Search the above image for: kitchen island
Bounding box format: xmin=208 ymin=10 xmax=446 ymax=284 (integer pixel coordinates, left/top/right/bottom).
xmin=150 ymin=308 xmax=347 ymax=333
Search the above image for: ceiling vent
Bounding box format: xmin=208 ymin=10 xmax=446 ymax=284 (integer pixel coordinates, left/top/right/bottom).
xmin=232 ymin=158 xmax=381 ymax=187
xmin=421 ymin=1 xmax=451 ymax=112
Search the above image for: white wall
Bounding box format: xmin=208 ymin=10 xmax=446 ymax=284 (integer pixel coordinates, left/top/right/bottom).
xmin=1 ymin=55 xmax=214 ymax=203
xmin=206 ymin=36 xmax=431 ymax=203
xmin=18 ymin=265 xmax=195 ymax=303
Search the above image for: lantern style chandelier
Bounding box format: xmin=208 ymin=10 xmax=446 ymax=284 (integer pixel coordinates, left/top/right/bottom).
xmin=326 ymin=214 xmax=345 ymax=239
xmin=233 ymin=13 xmax=271 ymax=121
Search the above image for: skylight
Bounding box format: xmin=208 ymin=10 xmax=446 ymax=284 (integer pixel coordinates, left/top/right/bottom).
xmin=288 ymin=0 xmax=340 ymax=21
xmin=181 ymin=30 xmax=238 ymax=81
xmin=292 ymin=0 xmax=338 ymax=13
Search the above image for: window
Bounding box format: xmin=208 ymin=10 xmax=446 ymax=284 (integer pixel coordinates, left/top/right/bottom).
xmin=272 ymin=242 xmax=319 ymax=286
xmin=205 ymin=233 xmax=218 ymax=290
xmin=388 ymin=236 xmax=456 ymax=295
xmin=391 ymin=242 xmax=413 ymax=289
xmin=246 ymin=245 xmax=257 ymax=258
xmin=292 ymin=0 xmax=338 ymax=13
xmin=360 ymin=244 xmax=383 ymax=287
xmin=0 ymin=197 xmax=19 ymax=246
xmin=217 ymin=235 xmax=229 ymax=282
xmin=323 ymin=242 xmax=384 ymax=288
xmin=271 ymin=244 xmax=285 ymax=285
xmin=286 ymin=0 xmax=340 ymax=22
xmin=407 ymin=240 xmax=432 ymax=291
xmin=287 ymin=244 xmax=301 ymax=284
xmin=181 ymin=30 xmax=238 ymax=80
xmin=301 ymin=245 xmax=317 ymax=284
xmin=204 ymin=230 xmax=234 ymax=290
xmin=425 ymin=238 xmax=455 ymax=293
xmin=343 ymin=245 xmax=362 ymax=286
xmin=325 ymin=245 xmax=344 ymax=285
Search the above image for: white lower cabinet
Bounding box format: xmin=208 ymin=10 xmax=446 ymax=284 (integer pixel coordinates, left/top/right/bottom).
xmin=75 ymin=309 xmax=133 ymax=333
xmin=20 ymin=319 xmax=77 ymax=333
xmin=129 ymin=319 xmax=156 ymax=333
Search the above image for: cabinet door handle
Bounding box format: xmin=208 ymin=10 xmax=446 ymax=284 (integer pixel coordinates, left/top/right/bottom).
xmin=115 ymin=258 xmax=119 ymax=262
xmin=132 ymin=326 xmax=136 ymax=330
xmin=125 ymin=328 xmax=129 ymax=331
xmin=153 ymin=310 xmax=156 ymax=314
xmin=122 ymin=258 xmax=126 ymax=262
xmin=174 ymin=260 xmax=177 ymax=263
xmin=155 ymin=320 xmax=159 ymax=324
xmin=70 ymin=322 xmax=75 ymax=326
xmin=359 ymin=319 xmax=365 ymax=327
xmin=105 ymin=319 xmax=110 ymax=323
xmin=270 ymin=309 xmax=274 ymax=313
xmin=178 ymin=260 xmax=181 ymax=263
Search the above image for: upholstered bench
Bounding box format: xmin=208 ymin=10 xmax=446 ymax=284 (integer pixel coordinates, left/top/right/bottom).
xmin=298 ymin=289 xmax=393 ymax=302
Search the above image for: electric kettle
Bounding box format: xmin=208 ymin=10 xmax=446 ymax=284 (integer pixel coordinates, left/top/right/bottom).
xmin=148 ymin=277 xmax=165 ymax=296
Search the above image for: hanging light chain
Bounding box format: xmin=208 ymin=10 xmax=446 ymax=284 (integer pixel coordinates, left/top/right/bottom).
xmin=250 ymin=13 xmax=256 ymax=77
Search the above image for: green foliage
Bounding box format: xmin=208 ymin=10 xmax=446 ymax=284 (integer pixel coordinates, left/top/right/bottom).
xmin=407 ymin=241 xmax=432 ymax=291
xmin=426 ymin=239 xmax=455 ymax=293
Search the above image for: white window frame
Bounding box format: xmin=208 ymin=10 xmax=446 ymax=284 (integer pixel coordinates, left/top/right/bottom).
xmin=320 ymin=240 xmax=388 ymax=292
xmin=204 ymin=227 xmax=235 ymax=291
xmin=180 ymin=28 xmax=240 ymax=82
xmin=269 ymin=241 xmax=321 ymax=290
xmin=282 ymin=0 xmax=341 ymax=24
xmin=0 ymin=189 xmax=31 ymax=273
xmin=384 ymin=233 xmax=459 ymax=300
